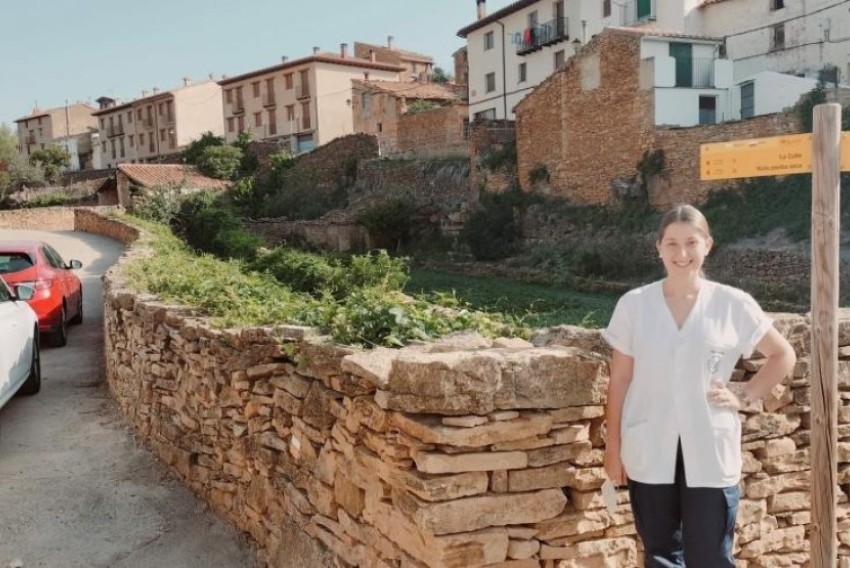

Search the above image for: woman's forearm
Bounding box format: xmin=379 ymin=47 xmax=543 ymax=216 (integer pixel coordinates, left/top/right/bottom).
xmin=743 ymin=349 xmax=796 ymax=402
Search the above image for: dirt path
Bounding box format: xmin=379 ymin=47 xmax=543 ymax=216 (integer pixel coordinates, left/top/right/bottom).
xmin=0 ymin=229 xmax=258 ymax=568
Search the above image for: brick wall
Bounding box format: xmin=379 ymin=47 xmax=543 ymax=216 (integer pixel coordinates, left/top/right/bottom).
xmin=516 ymin=29 xmax=655 ymax=205
xmin=396 ymin=105 xmax=469 ymax=158
xmin=284 ymin=134 xmax=378 ymax=192
xmin=248 ymin=140 xmax=289 ymax=171
xmin=651 ymin=112 xmax=801 ymax=206
xmin=352 ymin=83 xmax=400 ymax=155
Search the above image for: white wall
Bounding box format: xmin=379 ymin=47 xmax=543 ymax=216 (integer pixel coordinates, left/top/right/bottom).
xmin=173 ymin=81 xmax=224 ymax=147
xmin=655 ymin=88 xmax=730 ymax=126
xmin=465 ymin=0 xmax=605 ymax=120
xmin=700 ymin=0 xmax=850 ymax=81
xmin=738 ymin=71 xmax=818 ymax=117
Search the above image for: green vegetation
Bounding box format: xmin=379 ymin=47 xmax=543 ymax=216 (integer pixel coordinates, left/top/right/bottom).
xmin=182 ymin=131 xmax=224 ymax=164
xmin=197 ymin=145 xmax=243 ymax=180
xmin=432 ymin=67 xmax=452 ymax=84
xmin=117 ymin=211 xmax=525 ymax=348
xmin=357 ymin=198 xmax=419 ymax=251
xmin=461 ymin=190 xmax=522 ymax=261
xmin=479 ymin=143 xmax=517 ymax=171
xmin=406 ymin=270 xmax=618 ymax=329
xmin=29 ymin=145 xmax=70 ymax=184
xmin=528 ymin=164 xmax=549 ymax=185
xmin=406 ymin=100 xmax=443 ymax=114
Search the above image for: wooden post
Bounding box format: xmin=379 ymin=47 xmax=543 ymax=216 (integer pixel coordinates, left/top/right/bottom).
xmin=810 ymin=102 xmax=840 ymax=568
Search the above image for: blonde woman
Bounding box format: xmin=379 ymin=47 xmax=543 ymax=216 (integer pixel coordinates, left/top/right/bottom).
xmin=602 ymin=204 xmax=796 ymax=567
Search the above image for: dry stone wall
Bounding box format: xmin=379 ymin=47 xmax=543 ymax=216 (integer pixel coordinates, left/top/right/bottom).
xmin=63 ymin=208 xmax=850 ymax=567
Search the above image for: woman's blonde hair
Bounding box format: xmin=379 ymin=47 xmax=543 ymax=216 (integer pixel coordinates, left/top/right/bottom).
xmin=656 ymin=204 xmax=712 ymax=243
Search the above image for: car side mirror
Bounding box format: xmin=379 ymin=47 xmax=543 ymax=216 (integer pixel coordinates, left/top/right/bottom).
xmin=67 ymin=259 xmax=83 ymax=270
xmin=15 ymin=284 xmax=35 ymax=301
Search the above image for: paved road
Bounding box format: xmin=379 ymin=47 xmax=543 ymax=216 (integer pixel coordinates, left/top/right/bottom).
xmin=0 ymin=229 xmax=258 ymax=568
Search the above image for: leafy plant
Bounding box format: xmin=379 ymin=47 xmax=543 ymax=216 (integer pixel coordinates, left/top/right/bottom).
xmin=461 ymin=192 xmax=521 ymax=261
xmin=197 ymin=146 xmax=243 ymax=180
xmin=133 ymin=184 xmax=184 ymax=225
xmin=529 ymin=164 xmax=549 ymax=185
xmin=170 ymin=191 xmax=261 ymax=259
xmin=182 ymin=132 xmax=224 ymax=164
xmin=357 ymin=199 xmax=418 ymax=250
xmin=29 ymin=145 xmax=71 ymax=184
xmin=406 ymin=100 xmax=442 ymax=114
xmin=479 ymin=143 xmax=517 ymax=171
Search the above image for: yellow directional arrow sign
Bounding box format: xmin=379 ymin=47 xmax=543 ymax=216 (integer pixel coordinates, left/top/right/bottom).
xmin=700 ymin=134 xmax=813 ymax=180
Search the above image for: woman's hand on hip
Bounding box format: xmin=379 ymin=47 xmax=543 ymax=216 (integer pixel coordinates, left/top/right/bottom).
xmin=707 ymin=379 xmax=745 ymax=410
xmin=604 ymin=446 xmax=628 ymax=487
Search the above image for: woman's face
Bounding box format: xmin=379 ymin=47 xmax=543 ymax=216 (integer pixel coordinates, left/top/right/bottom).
xmin=656 ymin=221 xmax=713 ymax=278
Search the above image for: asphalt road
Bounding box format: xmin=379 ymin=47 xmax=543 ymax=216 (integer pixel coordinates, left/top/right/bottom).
xmin=0 ymin=229 xmax=258 ymax=568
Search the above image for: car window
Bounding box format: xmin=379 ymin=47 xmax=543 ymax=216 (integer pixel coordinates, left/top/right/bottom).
xmin=0 ymin=252 xmax=35 ymax=274
xmin=0 ymin=278 xmax=11 ymax=302
xmin=42 ymin=246 xmax=64 ymax=269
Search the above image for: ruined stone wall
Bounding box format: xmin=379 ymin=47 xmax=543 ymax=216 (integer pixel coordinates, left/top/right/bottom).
xmin=242 ymin=213 xmax=372 ymax=253
xmin=72 ymin=209 xmax=850 ymax=567
xmin=284 ymin=133 xmax=379 ymax=193
xmin=396 ymin=105 xmax=469 ymax=159
xmin=469 ymin=120 xmax=517 ymax=197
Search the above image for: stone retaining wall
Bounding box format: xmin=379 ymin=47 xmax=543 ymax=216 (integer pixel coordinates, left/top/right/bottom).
xmin=0 ymin=207 xmax=75 ymax=230
xmin=62 ymin=209 xmax=850 ymax=567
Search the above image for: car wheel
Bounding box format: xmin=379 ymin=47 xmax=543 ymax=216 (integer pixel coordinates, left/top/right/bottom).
xmin=51 ymin=304 xmax=68 ymax=347
xmin=70 ymin=291 xmax=83 ymax=325
xmin=19 ymin=331 xmax=41 ymax=395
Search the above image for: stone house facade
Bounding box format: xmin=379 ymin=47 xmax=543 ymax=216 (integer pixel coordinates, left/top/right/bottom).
xmin=351 ymin=80 xmax=467 ymax=155
xmin=354 ymin=39 xmax=435 ymax=82
xmin=14 ymin=103 xmax=98 ymax=164
xmin=515 ymin=27 xmax=804 ymax=206
xmin=96 ymin=163 xmax=228 ymax=209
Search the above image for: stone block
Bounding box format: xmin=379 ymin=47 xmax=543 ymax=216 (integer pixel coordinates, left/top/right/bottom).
xmin=508 ymin=463 xmax=576 ymax=492
xmin=391 ymin=412 xmax=553 ymax=447
xmin=334 ymin=474 xmax=365 ymax=518
xmin=442 ymin=415 xmax=489 ymax=428
xmin=507 ymin=538 xmax=540 ymax=559
xmin=412 ymin=450 xmax=528 ymax=474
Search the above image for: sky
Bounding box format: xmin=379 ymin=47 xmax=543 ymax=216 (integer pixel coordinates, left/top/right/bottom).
xmin=0 ymin=0 xmax=515 ymax=129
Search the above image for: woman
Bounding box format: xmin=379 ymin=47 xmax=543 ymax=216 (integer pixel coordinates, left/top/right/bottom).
xmin=602 ymin=204 xmax=796 ymax=567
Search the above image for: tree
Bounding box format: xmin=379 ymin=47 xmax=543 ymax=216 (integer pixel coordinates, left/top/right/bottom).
xmin=29 ymin=145 xmax=70 ymax=184
xmin=432 ymin=67 xmax=452 ymax=84
xmin=196 ymin=145 xmax=243 ymax=180
xmin=182 ymin=131 xmax=224 ymax=164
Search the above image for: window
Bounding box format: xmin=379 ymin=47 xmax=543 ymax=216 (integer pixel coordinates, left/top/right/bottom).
xmin=484 ymin=31 xmax=495 ymax=50
xmin=169 ymin=131 xmax=176 ymax=149
xmin=252 ymin=81 xmax=261 ymax=97
xmin=110 ymin=139 xmax=116 ymax=159
xmin=166 ymin=100 xmax=174 ymax=122
xmin=139 ymin=133 xmax=145 ymax=146
xmin=474 ymin=108 xmax=497 ymax=121
xmin=127 ymin=111 xmax=133 ymax=124
xmin=771 ymin=23 xmax=785 ymax=51
xmin=160 ymin=129 xmax=166 ymax=142
xmin=699 ymin=96 xmax=717 ymax=125
xmin=227 ymin=117 xmax=235 ymax=132
xmin=237 ymin=116 xmax=245 ymax=132
xmin=0 ymin=278 xmax=10 ymax=302
xmin=225 ymin=89 xmax=232 ymax=104
xmin=254 ymin=112 xmax=262 ymax=127
xmin=301 ymin=102 xmax=311 ymax=129
xmin=100 ymin=118 xmax=105 ymax=130
xmin=603 ymin=0 xmax=611 ymax=17
xmin=284 ymin=73 xmax=294 ymax=89
xmin=158 ymin=102 xmax=164 ymax=116
xmin=377 ymin=123 xmax=383 ymax=132
xmin=740 ymin=81 xmax=754 ymax=119
xmin=361 ymin=92 xmax=371 ymax=117
xmin=637 ymin=0 xmax=652 ymax=20
xmin=119 ymin=138 xmax=125 ymax=158
xmin=268 ymin=109 xmax=277 ymax=135
xmin=129 ymin=135 xmax=134 ymax=147
xmin=554 ymin=50 xmax=566 ymax=70
xmin=101 ymin=142 xmax=107 ymax=153
xmin=485 ymin=72 xmax=496 ymax=93
xmin=286 ymin=105 xmax=295 ymax=121
xmin=771 ymin=0 xmax=784 ymax=9
xmin=528 ymin=10 xmax=538 ymax=27
xmin=519 ymin=62 xmax=527 ymax=83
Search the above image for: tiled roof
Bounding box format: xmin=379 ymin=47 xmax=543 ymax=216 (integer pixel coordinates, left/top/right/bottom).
xmin=219 ymin=53 xmax=405 ymax=86
xmin=605 ymin=26 xmax=724 ymax=42
xmin=14 ymin=102 xmax=96 ymax=123
xmin=356 ymin=41 xmax=434 ymax=63
xmin=352 ymin=80 xmax=465 ymax=100
xmin=457 ymin=0 xmax=540 ymax=37
xmin=116 ymin=164 xmax=229 ymax=190
xmin=699 ymin=0 xmax=732 ymax=6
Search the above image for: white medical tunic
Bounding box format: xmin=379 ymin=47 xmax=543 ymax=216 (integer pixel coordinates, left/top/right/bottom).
xmin=603 ymin=278 xmax=772 ymax=488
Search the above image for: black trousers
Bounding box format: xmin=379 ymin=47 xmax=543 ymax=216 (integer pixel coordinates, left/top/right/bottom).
xmin=628 ymin=442 xmax=739 ymax=568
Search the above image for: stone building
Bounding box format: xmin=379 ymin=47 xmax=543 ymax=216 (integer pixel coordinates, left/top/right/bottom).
xmin=354 ymin=38 xmax=435 ymax=82
xmin=96 ymin=163 xmax=228 ymax=208
xmin=13 ymin=103 xmax=98 ymax=165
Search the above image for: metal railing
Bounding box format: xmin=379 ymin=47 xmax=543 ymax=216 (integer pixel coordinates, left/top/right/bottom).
xmin=107 ymin=125 xmax=125 ymax=137
xmin=263 ymin=93 xmax=277 ymax=107
xmin=517 ymin=17 xmax=569 ymax=55
xmin=673 ymin=57 xmax=719 ymax=88
xmin=25 ymin=135 xmax=36 ymax=145
xmin=296 ymin=84 xmax=311 ymax=99
xmin=141 ymin=117 xmax=154 ymax=128
xmin=232 ymin=100 xmax=245 ymax=114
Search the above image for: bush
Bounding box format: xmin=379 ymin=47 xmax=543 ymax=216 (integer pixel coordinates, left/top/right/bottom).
xmin=357 ymin=199 xmax=418 ymax=250
xmin=182 ymin=132 xmax=224 ymax=164
xmin=528 ymin=164 xmax=549 ymax=185
xmin=170 ymin=192 xmax=260 ymax=259
xmin=461 ymin=193 xmax=521 ymax=261
xmin=133 ymin=185 xmax=183 ymax=225
xmin=197 ymin=146 xmax=243 ymax=180
xmin=479 ymin=143 xmax=517 ymax=171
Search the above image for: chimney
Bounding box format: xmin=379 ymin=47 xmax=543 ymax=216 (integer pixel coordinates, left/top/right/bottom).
xmin=340 ymin=43 xmax=348 ymax=58
xmin=387 ymin=35 xmax=394 ymax=50
xmin=182 ymin=76 xmax=192 ymax=86
xmin=141 ymin=90 xmax=149 ymax=97
xmin=208 ymin=73 xmax=215 ymax=79
xmin=477 ymin=0 xmax=487 ymax=20
xmin=370 ymin=50 xmax=376 ymax=63
xmin=152 ymin=87 xmax=160 ymax=94
xmin=281 ymin=55 xmax=289 ymax=63
xmin=313 ymin=46 xmax=320 ymax=55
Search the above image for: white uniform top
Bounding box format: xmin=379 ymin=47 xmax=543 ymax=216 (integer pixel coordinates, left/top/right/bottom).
xmin=602 ymin=278 xmax=772 ymax=488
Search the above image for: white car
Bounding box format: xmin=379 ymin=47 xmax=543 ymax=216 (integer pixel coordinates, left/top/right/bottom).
xmin=0 ymin=279 xmax=40 ymax=410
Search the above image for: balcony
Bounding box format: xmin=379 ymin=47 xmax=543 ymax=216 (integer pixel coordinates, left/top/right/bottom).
xmin=673 ymin=57 xmax=719 ymax=88
xmin=517 ymin=18 xmax=569 ymax=55
xmin=107 ymin=125 xmax=125 ymax=137
xmin=141 ymin=117 xmax=154 ymax=129
xmin=25 ymin=134 xmax=36 ymax=145
xmin=296 ymin=84 xmax=311 ymax=100
xmin=263 ymin=93 xmax=277 ymax=107
xmin=301 ymin=116 xmax=312 ymax=130
xmin=231 ymin=100 xmax=245 ymax=114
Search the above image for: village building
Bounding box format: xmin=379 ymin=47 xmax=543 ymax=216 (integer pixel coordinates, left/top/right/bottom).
xmin=13 ymin=103 xmax=98 ymax=168
xmin=96 ymin=163 xmax=228 ymax=208
xmin=354 ymin=38 xmax=435 ymax=82
xmin=218 ymin=45 xmax=404 ymax=154
xmin=90 ymin=79 xmax=224 ymax=170
xmin=351 ymin=80 xmax=467 ymax=155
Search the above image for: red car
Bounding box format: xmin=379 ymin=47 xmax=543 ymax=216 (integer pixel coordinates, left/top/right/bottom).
xmin=0 ymin=241 xmax=83 ymax=347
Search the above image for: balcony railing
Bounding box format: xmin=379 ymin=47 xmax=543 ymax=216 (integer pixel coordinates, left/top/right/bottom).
xmin=25 ymin=135 xmax=36 ymax=145
xmin=517 ymin=17 xmax=569 ymax=55
xmin=673 ymin=57 xmax=719 ymax=88
xmin=141 ymin=117 xmax=154 ymax=128
xmin=263 ymin=93 xmax=277 ymax=107
xmin=232 ymin=100 xmax=245 ymax=114
xmin=107 ymin=125 xmax=125 ymax=137
xmin=296 ymin=84 xmax=311 ymax=99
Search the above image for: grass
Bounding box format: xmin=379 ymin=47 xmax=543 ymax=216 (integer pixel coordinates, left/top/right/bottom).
xmin=406 ymin=269 xmax=619 ymax=329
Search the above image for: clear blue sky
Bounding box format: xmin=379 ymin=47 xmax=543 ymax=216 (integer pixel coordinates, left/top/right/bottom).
xmin=0 ymin=0 xmax=514 ymax=128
